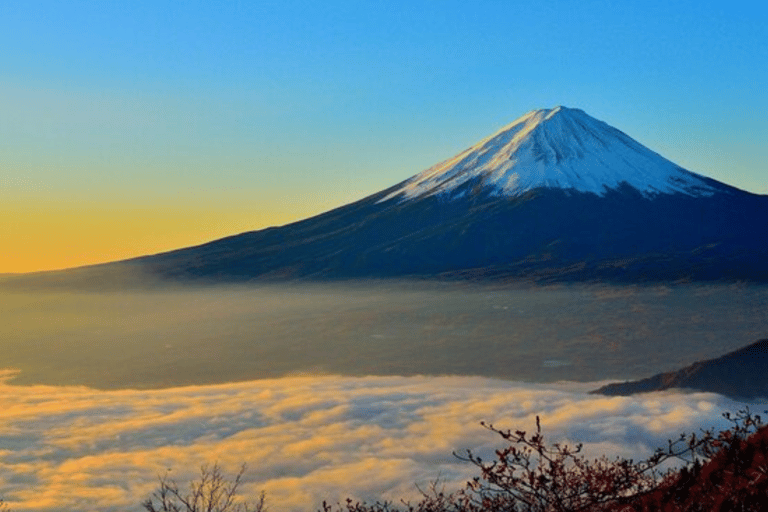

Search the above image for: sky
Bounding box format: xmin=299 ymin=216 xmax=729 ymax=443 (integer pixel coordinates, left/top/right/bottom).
xmin=2 ymin=0 xmax=766 ymax=273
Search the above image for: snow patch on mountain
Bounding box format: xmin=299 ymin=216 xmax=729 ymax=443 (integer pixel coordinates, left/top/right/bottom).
xmin=380 ymin=106 xmax=716 ymax=202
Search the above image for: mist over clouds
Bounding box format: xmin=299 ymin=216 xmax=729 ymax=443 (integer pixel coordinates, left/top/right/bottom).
xmin=2 ymin=282 xmax=767 ymax=389
xmin=1 ymin=374 xmax=762 ymax=511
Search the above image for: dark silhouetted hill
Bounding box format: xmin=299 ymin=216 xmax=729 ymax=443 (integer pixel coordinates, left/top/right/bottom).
xmin=592 ymin=339 xmax=768 ymax=399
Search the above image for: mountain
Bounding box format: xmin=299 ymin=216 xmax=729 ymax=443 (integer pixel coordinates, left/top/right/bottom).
xmin=7 ymin=106 xmax=768 ymax=287
xmin=591 ymin=338 xmax=768 ymax=399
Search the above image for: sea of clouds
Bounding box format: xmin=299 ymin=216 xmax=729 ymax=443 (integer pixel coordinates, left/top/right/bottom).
xmin=1 ymin=372 xmax=762 ymax=512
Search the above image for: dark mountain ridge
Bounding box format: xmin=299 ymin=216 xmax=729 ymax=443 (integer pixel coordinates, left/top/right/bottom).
xmin=134 ymin=182 xmax=768 ymax=283
xmin=592 ymin=338 xmax=768 ymax=399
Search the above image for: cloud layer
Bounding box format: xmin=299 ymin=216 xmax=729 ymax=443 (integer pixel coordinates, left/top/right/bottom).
xmin=0 ymin=374 xmax=761 ymax=511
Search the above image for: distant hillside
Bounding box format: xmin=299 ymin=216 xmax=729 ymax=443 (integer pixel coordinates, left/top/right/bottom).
xmin=592 ymin=338 xmax=768 ymax=399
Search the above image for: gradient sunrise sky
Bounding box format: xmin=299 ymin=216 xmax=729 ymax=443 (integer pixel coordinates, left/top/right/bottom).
xmin=2 ymin=0 xmax=766 ymax=273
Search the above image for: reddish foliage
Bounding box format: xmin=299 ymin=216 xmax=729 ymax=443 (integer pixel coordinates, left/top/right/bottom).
xmin=323 ymin=409 xmax=768 ymax=512
xmin=621 ymin=419 xmax=768 ymax=511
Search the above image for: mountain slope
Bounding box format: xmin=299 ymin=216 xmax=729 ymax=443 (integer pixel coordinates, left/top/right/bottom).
xmin=592 ymin=338 xmax=768 ymax=399
xmin=5 ymin=106 xmax=768 ymax=287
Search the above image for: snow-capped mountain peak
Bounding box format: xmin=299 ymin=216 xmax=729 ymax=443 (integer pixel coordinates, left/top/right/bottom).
xmin=380 ymin=106 xmax=716 ymax=202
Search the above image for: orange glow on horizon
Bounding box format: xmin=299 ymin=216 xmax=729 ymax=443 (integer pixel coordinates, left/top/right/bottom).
xmin=0 ymin=201 xmax=306 ymax=274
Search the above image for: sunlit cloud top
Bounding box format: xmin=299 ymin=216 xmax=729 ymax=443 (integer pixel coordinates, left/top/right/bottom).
xmin=0 ymin=373 xmax=760 ymax=511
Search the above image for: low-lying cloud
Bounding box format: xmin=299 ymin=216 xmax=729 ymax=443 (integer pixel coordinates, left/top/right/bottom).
xmin=1 ymin=374 xmax=762 ymax=511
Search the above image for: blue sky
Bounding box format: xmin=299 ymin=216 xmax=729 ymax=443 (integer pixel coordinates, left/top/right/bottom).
xmin=1 ymin=0 xmax=766 ymax=271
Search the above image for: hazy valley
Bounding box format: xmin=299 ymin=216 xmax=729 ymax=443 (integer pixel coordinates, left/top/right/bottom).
xmin=2 ymin=281 xmax=767 ymax=390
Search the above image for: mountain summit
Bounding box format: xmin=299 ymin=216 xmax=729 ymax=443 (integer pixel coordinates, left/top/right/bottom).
xmin=6 ymin=106 xmax=767 ymax=287
xmin=381 ymin=106 xmax=716 ymax=201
